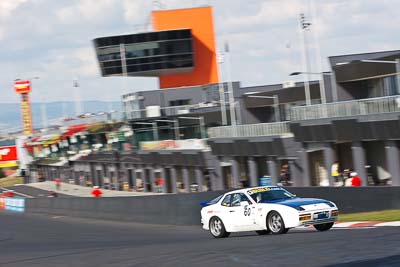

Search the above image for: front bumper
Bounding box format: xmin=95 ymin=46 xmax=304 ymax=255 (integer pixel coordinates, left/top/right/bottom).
xmin=299 ymin=209 xmax=338 ymax=226
xmin=301 ymin=217 xmax=337 ymax=226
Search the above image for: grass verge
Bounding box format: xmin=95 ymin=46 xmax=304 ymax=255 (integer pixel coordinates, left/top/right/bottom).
xmin=0 ymin=176 xmax=24 ymax=187
xmin=339 ymin=210 xmax=400 ymax=222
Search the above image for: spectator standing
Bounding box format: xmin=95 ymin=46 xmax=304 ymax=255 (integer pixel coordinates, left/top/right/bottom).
xmin=342 ymin=169 xmax=351 ymax=186
xmin=279 ymin=164 xmax=292 ymax=186
xmin=156 ymin=177 xmax=164 ymax=193
xmin=331 ymin=161 xmax=341 ymax=186
xmin=85 ymin=180 xmax=93 ymax=187
xmin=103 ymin=177 xmax=110 ymax=189
xmin=350 ymin=172 xmax=362 ymax=186
xmin=55 ymin=178 xmax=61 ymax=191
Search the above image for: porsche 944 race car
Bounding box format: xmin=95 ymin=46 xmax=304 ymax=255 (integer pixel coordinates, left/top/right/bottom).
xmin=200 ymin=186 xmax=339 ymax=238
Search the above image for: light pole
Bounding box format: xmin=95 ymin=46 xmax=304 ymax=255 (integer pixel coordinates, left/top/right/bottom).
xmin=73 ymin=79 xmax=83 ymax=117
xmin=218 ymin=82 xmax=228 ymax=126
xmin=155 ymin=119 xmax=180 ymax=140
xmin=336 ymin=59 xmax=400 ymax=95
xmin=217 ymin=51 xmax=228 ymax=126
xmin=224 ymin=42 xmax=237 ymax=126
xmin=134 ymin=122 xmax=158 ymax=141
xmin=244 ymin=93 xmax=280 ymax=122
xmin=178 ymin=116 xmax=206 ymax=139
xmin=290 ymin=71 xmax=336 ymax=104
xmin=299 ymin=13 xmax=312 ymax=106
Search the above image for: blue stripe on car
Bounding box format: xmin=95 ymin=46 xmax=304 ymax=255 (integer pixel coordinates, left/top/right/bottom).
xmin=266 ymin=198 xmax=331 ymax=209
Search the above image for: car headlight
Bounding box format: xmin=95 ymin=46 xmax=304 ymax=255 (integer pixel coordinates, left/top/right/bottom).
xmin=299 ymin=213 xmax=311 ymax=221
xmin=331 ymin=210 xmax=339 ymax=217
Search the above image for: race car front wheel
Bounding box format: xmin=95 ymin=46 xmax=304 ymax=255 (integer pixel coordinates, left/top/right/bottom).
xmin=267 ymin=211 xmax=286 ymax=234
xmin=314 ymin=222 xmax=334 ymax=231
xmin=209 ymin=217 xmax=230 ymax=238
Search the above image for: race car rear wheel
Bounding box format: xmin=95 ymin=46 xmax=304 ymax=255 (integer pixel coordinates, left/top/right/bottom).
xmin=209 ymin=217 xmax=230 ymax=238
xmin=267 ymin=211 xmax=286 ymax=234
xmin=314 ymin=222 xmax=334 ymax=231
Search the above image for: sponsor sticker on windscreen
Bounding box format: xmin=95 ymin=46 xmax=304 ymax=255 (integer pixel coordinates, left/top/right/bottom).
xmin=247 ymin=187 xmax=280 ymax=195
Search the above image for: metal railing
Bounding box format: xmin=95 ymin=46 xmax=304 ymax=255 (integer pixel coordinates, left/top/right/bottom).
xmin=291 ymin=95 xmax=400 ymax=121
xmin=48 ymin=111 xmax=124 ymax=127
xmin=125 ymin=102 xmax=223 ymax=120
xmin=208 ymin=121 xmax=291 ymax=138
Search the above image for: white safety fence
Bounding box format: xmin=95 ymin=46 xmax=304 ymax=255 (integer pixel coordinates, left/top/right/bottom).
xmin=291 ymin=95 xmax=400 ymax=121
xmin=208 ymin=122 xmax=291 ymax=138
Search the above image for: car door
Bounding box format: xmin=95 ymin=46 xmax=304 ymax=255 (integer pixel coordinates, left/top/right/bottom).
xmin=218 ymin=194 xmax=235 ymax=230
xmin=230 ymin=193 xmax=256 ymax=231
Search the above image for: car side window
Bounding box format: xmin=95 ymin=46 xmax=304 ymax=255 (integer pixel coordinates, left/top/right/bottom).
xmin=240 ymin=193 xmax=252 ymax=205
xmin=231 ymin=194 xmax=242 ymax=207
xmin=221 ymin=194 xmax=232 ymax=207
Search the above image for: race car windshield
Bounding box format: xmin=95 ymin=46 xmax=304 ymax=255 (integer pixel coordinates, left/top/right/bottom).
xmin=250 ymin=189 xmax=296 ymax=203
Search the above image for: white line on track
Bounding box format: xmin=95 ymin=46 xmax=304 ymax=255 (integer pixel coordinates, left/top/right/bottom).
xmin=333 ymin=222 xmax=363 ymax=228
xmin=374 ymin=221 xmax=400 ymax=227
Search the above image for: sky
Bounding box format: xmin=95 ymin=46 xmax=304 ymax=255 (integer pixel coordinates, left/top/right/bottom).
xmin=0 ymin=0 xmax=399 ymax=104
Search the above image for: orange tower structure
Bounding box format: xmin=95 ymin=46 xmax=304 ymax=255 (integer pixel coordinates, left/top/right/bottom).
xmin=14 ymin=80 xmax=33 ymax=135
xmin=152 ymin=6 xmax=219 ymax=89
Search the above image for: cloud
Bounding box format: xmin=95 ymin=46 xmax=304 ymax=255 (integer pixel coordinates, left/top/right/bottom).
xmin=0 ymin=0 xmax=28 ymax=19
xmin=57 ymin=0 xmax=119 ymax=24
xmin=1 ymin=0 xmax=400 ymax=105
xmin=0 ymin=0 xmax=28 ymax=40
xmin=222 ymin=0 xmax=302 ymax=32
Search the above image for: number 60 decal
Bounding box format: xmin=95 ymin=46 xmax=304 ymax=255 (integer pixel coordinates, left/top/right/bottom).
xmin=244 ymin=205 xmax=251 ymax=216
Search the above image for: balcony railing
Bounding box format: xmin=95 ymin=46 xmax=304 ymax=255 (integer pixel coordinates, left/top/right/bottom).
xmin=49 ymin=111 xmax=124 ymax=127
xmin=208 ymin=122 xmax=291 ymax=138
xmin=125 ymin=102 xmax=223 ymax=120
xmin=291 ymin=95 xmax=400 ymax=121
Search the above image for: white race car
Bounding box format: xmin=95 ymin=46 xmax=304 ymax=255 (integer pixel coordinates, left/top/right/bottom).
xmin=200 ymin=186 xmax=339 ymax=238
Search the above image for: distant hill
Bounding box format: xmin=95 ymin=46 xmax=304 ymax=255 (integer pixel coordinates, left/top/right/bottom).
xmin=0 ymin=101 xmax=122 ymax=130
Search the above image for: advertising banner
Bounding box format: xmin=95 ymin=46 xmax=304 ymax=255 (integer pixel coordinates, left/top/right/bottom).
xmin=14 ymin=80 xmax=31 ymax=94
xmin=20 ymin=93 xmax=33 ymax=135
xmin=5 ymin=198 xmax=25 ymax=212
xmin=0 ymin=162 xmax=18 ymax=168
xmin=140 ymin=139 xmax=207 ymax=150
xmin=0 ymin=146 xmax=18 ymax=162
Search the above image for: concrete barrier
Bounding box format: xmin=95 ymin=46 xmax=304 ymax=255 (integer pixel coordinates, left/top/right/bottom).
xmin=25 ymin=187 xmax=400 ymax=226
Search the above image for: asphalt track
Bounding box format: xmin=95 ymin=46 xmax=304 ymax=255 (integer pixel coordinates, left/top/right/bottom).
xmin=0 ymin=211 xmax=399 ymax=267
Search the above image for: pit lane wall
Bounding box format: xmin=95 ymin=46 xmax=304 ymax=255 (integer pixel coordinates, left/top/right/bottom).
xmin=25 ymin=187 xmax=400 ymax=226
